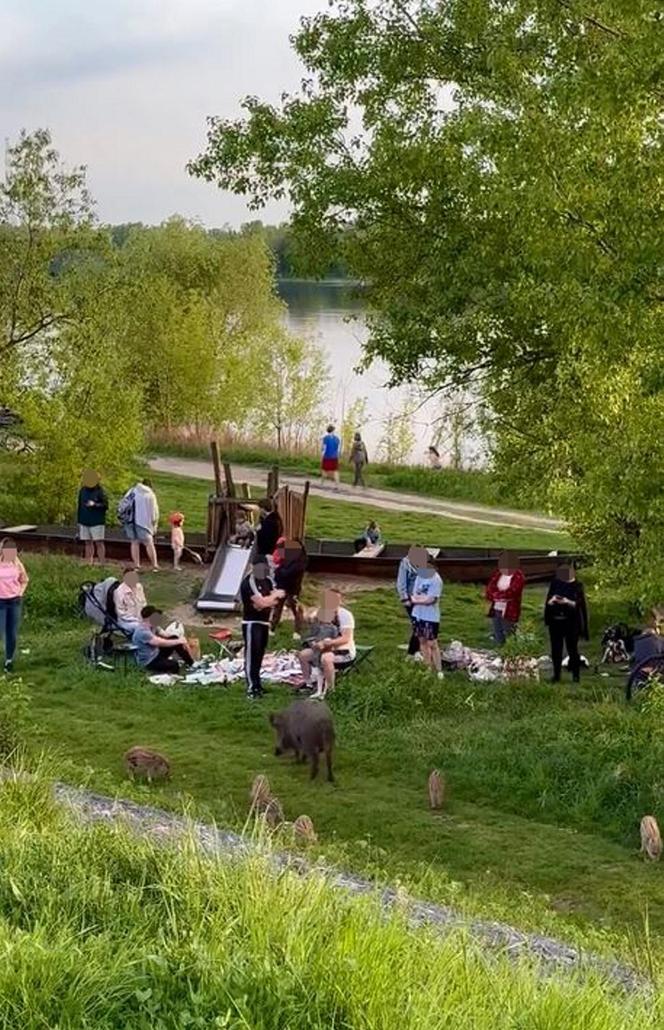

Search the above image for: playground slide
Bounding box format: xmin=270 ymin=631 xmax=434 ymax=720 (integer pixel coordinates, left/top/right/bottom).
xmin=196 ymin=545 xmax=253 ymax=612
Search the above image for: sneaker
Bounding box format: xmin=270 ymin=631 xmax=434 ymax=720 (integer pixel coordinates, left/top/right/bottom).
xmin=413 ymin=653 xmax=424 ymax=663
xmin=3 ymin=660 xmax=13 ymax=674
xmin=397 ymin=644 xmax=408 ymax=651
xmin=437 ymin=671 xmax=445 ymax=680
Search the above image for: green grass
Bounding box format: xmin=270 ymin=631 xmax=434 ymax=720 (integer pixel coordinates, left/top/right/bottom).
xmin=149 ymin=469 xmax=571 ymax=551
xmin=0 ymin=778 xmax=657 ymax=1029
xmin=6 ymin=552 xmax=664 ymax=970
xmin=147 ymin=437 xmax=549 ymax=513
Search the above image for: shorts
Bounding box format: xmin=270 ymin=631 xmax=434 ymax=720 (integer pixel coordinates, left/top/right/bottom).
xmin=321 ymin=457 xmax=339 ymax=472
xmin=412 ymin=619 xmax=439 ymax=641
xmin=78 ymin=524 xmax=105 ymax=542
xmin=124 ymin=524 xmax=154 ymax=543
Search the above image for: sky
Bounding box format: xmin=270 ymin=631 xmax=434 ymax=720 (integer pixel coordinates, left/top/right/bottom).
xmin=1 ymin=0 xmax=324 ymax=227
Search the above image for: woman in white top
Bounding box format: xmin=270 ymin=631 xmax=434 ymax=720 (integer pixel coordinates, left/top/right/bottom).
xmin=299 ymin=589 xmax=356 ymax=698
xmin=114 ymin=567 xmax=147 ymax=634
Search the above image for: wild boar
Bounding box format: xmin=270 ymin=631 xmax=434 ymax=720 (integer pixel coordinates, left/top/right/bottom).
xmin=428 ymin=769 xmax=445 ymax=810
xmin=124 ymin=746 xmax=170 ymax=783
xmin=293 ymin=814 xmax=318 ymax=844
xmin=269 ymin=700 xmax=335 ymax=782
xmin=640 ymin=815 xmax=662 ymax=861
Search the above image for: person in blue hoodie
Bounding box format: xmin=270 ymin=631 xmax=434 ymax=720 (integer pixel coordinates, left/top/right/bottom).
xmin=396 ymin=545 xmax=423 ymax=657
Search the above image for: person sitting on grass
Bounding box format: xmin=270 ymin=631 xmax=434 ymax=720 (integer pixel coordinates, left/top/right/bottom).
xmin=630 ymin=608 xmax=664 ymax=691
xmin=298 ymin=589 xmax=355 ymax=699
xmin=114 ymin=567 xmax=147 ymax=635
xmin=132 ymin=605 xmax=194 ymax=675
xmin=410 ymin=558 xmax=444 ymax=678
xmin=353 ymin=520 xmax=382 ymax=553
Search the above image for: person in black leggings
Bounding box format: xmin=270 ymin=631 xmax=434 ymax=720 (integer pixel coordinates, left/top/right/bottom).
xmin=133 ymin=606 xmax=194 ymax=674
xmin=544 ymin=566 xmax=589 ymax=683
xmin=240 ymin=558 xmax=285 ymax=699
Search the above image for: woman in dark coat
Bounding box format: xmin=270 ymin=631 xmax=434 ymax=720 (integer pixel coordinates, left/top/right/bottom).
xmin=544 ymin=565 xmax=589 ymax=683
xmin=271 ymin=539 xmax=307 ymax=632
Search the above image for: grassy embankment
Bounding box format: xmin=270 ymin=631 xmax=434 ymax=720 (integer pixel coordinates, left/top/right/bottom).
xmin=0 ymin=776 xmax=658 ymax=1029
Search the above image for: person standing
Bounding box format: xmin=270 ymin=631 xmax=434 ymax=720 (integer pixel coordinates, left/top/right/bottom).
xmin=410 ymin=561 xmax=444 ymax=677
xmin=77 ymin=470 xmax=108 ymax=565
xmin=396 ymin=546 xmax=421 ymax=657
xmin=254 ymin=499 xmax=283 ymax=562
xmin=321 ymin=424 xmax=341 ymax=489
xmin=349 ymin=431 xmax=369 ymax=487
xmin=271 ymin=539 xmax=307 ymax=632
xmin=544 ymin=565 xmax=589 ymax=683
xmin=240 ymin=558 xmax=284 ymax=699
xmin=485 ymin=552 xmax=526 ymax=644
xmin=119 ymin=478 xmax=160 ymax=572
xmin=0 ymin=538 xmax=29 ymax=674
xmin=427 ymin=446 xmax=442 ymax=470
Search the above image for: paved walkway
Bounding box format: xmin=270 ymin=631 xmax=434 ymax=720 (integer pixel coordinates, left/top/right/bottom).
xmin=149 ymin=456 xmax=562 ymax=535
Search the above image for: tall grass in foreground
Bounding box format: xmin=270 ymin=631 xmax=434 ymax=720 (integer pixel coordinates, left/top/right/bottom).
xmin=0 ymin=776 xmax=659 ymax=1029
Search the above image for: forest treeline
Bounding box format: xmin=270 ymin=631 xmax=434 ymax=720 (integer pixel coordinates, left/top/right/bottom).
xmin=109 ymin=220 xmax=351 ymax=281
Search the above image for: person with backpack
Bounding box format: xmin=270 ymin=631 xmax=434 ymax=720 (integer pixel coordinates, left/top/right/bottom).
xmin=118 ymin=478 xmax=160 ymax=571
xmin=77 ymin=469 xmax=108 ymax=565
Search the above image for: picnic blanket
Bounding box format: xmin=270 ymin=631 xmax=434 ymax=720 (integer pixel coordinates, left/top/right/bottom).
xmin=175 ymin=650 xmax=304 ymax=687
xmin=442 ymin=640 xmax=544 ymax=682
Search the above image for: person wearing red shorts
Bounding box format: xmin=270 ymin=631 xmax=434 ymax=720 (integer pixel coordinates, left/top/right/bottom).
xmin=320 ymin=424 xmax=341 ymax=490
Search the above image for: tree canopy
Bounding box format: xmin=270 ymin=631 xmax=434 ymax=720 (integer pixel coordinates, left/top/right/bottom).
xmin=1 ymin=131 xmax=327 ymax=521
xmin=190 ymin=0 xmax=664 ymax=598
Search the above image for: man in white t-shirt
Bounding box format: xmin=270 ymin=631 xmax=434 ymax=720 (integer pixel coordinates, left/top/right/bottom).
xmin=298 ymin=588 xmax=355 ymax=698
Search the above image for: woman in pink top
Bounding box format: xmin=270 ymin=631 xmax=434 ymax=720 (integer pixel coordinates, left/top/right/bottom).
xmin=0 ymin=538 xmax=29 ymax=673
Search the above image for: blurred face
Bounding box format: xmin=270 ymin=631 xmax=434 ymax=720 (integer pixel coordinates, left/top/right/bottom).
xmin=82 ymin=468 xmax=100 ymax=488
xmin=253 ymin=562 xmax=269 ymax=580
xmin=408 ymin=546 xmax=429 ymax=571
xmin=0 ymin=546 xmax=17 ymax=563
xmin=124 ymin=570 xmax=139 ymax=589
xmin=148 ymin=612 xmax=162 ymax=630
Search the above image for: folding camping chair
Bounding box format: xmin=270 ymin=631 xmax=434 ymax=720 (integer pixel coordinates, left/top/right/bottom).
xmin=336 ymin=645 xmax=375 ymax=680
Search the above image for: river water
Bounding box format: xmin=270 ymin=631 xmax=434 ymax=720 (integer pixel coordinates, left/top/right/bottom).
xmin=278 ymin=279 xmax=430 ymax=459
xmin=278 ymin=279 xmax=483 ymax=464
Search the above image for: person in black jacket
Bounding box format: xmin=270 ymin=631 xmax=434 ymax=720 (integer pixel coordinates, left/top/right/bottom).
xmin=271 ymin=539 xmax=307 ymax=632
xmin=544 ymin=565 xmax=589 ymax=683
xmin=254 ymin=499 xmax=283 ymax=561
xmin=77 ymin=469 xmax=108 ymax=565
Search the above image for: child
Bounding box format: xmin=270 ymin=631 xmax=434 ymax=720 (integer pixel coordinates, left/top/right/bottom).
xmin=301 ymin=608 xmax=340 ymax=697
xmin=168 ymin=512 xmax=185 ymax=570
xmin=229 ymin=515 xmax=255 ymax=548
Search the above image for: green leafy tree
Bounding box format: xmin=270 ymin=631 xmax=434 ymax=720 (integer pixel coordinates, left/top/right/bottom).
xmin=340 ymin=396 xmax=369 ymax=458
xmin=378 ymin=403 xmax=416 ymax=465
xmin=250 ymin=327 xmax=330 ymax=452
xmin=190 ymin=0 xmax=664 ymax=595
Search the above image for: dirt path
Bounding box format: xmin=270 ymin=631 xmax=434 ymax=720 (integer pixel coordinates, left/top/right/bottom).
xmin=149 ymin=456 xmax=563 ymax=535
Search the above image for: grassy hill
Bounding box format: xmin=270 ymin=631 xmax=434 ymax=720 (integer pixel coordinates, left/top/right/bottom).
xmin=0 ymin=774 xmax=655 ymax=1028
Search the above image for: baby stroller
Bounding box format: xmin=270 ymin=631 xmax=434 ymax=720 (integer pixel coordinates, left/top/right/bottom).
xmin=78 ymin=577 xmax=130 ymax=665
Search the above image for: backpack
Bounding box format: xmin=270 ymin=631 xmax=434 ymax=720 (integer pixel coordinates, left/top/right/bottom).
xmin=117 ymin=489 xmax=136 ymax=525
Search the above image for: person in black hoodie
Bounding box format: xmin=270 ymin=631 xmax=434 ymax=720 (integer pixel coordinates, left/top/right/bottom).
xmin=544 ymin=565 xmax=589 ymax=683
xmin=254 ymin=499 xmax=283 ymax=560
xmin=271 ymin=539 xmax=307 ymax=632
